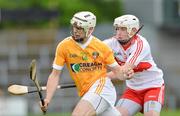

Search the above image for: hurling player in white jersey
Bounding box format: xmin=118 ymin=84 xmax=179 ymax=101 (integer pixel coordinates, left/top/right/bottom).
xmin=103 ymin=15 xmax=165 ymax=116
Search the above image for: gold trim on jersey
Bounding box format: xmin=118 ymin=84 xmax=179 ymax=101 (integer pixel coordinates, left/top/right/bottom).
xmin=95 ymin=77 xmax=106 ymax=94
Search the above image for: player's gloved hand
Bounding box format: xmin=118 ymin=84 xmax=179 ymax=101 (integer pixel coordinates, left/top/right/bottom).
xmin=39 ymin=99 xmax=49 ymax=113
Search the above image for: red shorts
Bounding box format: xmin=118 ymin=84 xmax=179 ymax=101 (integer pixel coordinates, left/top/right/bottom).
xmin=120 ymin=84 xmax=165 ymax=107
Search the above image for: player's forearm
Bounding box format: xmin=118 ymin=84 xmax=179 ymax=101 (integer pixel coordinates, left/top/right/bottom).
xmin=107 ymin=71 xmax=117 ymax=80
xmin=46 ymin=72 xmax=60 ymax=102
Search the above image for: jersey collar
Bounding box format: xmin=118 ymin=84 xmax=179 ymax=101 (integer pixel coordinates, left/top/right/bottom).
xmin=121 ymin=35 xmax=138 ymax=50
xmin=76 ymin=35 xmax=93 ymax=49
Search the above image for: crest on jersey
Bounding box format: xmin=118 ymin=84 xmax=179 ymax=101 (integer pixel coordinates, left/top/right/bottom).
xmin=81 ymin=52 xmax=88 ymax=61
xmin=92 ymin=52 xmax=99 ymax=59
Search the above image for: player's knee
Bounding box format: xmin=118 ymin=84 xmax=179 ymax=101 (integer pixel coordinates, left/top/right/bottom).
xmin=72 ymin=105 xmax=96 ymax=116
xmin=71 ymin=112 xmax=78 ymax=116
xmin=71 ymin=111 xmax=88 ymax=116
xmin=72 ymin=112 xmax=95 ymax=116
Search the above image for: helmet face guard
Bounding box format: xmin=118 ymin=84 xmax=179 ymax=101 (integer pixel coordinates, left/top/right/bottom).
xmin=70 ymin=24 xmax=86 ymax=43
xmin=70 ymin=11 xmax=96 ymax=43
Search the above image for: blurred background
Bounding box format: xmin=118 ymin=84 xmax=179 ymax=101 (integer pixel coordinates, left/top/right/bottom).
xmin=0 ymin=0 xmax=180 ymax=116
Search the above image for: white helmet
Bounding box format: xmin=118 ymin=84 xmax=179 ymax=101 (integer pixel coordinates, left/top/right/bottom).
xmin=70 ymin=11 xmax=96 ymax=34
xmin=113 ymin=14 xmax=139 ymax=37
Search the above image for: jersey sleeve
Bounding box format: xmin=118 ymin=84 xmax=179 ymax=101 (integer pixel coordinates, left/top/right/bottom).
xmin=103 ymin=39 xmax=111 ymax=46
xmin=126 ymin=38 xmax=150 ymax=66
xmin=103 ymin=38 xmax=114 ymax=49
xmin=53 ymin=42 xmax=66 ymax=70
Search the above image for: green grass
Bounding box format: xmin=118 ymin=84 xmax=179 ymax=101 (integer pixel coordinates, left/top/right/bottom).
xmin=29 ymin=110 xmax=180 ymax=116
xmin=135 ymin=110 xmax=180 ymax=116
xmin=160 ymin=110 xmax=180 ymax=116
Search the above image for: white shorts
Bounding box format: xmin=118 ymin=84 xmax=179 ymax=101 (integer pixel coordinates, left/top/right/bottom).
xmin=82 ymin=77 xmax=118 ymax=115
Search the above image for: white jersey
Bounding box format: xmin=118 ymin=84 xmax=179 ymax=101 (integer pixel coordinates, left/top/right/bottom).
xmin=103 ymin=35 xmax=164 ymax=90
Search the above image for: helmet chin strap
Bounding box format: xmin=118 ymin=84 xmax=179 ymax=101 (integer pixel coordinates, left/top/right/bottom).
xmin=118 ymin=25 xmax=144 ymax=45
